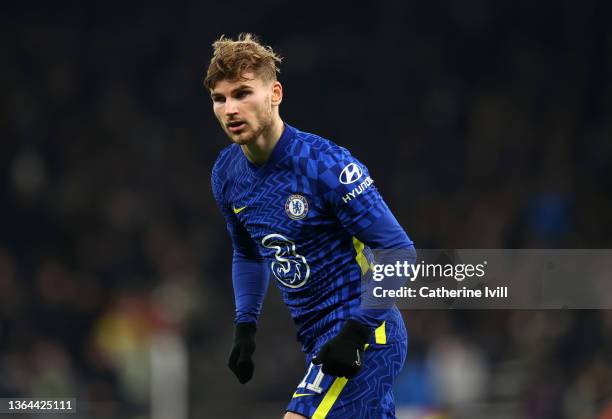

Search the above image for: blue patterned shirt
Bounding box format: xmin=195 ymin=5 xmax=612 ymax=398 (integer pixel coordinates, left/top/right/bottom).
xmin=212 ymin=123 xmax=413 ymax=353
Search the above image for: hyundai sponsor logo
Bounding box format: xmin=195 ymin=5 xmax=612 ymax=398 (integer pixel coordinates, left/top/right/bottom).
xmin=339 ymin=163 xmax=363 ymax=184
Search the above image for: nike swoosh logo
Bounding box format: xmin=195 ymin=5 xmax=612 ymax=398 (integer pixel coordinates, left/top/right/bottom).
xmin=355 ymin=350 xmax=361 ymax=367
xmin=233 ymin=205 xmax=247 ymax=214
xmin=292 ymin=392 xmax=315 ymax=398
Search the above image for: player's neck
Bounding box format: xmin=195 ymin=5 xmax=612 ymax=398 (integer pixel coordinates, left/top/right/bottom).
xmin=241 ymin=117 xmax=284 ymax=166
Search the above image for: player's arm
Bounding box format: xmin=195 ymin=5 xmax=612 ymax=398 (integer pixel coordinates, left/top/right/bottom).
xmin=313 ymin=147 xmax=415 ymax=378
xmin=319 ymin=147 xmax=415 ymax=324
xmin=228 ymin=244 xmax=268 ymax=384
xmin=212 ymin=168 xmax=269 ymax=384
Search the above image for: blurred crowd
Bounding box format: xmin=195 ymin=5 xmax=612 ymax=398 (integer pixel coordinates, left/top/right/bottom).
xmin=1 ymin=1 xmax=611 ymax=418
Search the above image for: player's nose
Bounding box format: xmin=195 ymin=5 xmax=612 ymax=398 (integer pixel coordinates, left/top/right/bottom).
xmin=224 ymin=98 xmax=239 ymax=115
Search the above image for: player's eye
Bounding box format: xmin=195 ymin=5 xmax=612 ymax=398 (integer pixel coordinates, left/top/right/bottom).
xmin=212 ymin=95 xmax=225 ymax=103
xmin=234 ymin=90 xmax=251 ymax=99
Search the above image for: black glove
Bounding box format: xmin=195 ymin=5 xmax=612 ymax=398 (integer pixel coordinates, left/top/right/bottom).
xmin=312 ymin=320 xmax=372 ymax=378
xmin=228 ymin=322 xmax=256 ymax=384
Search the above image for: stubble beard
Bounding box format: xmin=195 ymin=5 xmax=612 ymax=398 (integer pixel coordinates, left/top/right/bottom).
xmin=227 ymin=105 xmax=273 ymax=146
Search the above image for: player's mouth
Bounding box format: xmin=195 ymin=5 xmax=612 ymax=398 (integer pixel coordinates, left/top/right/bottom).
xmin=227 ymin=121 xmax=246 ymax=132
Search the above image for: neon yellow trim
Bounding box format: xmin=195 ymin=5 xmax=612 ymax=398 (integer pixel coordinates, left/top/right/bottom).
xmin=232 ymin=205 xmax=247 ymax=214
xmin=308 ymin=341 xmax=378 ymax=417
xmin=352 ymin=237 xmax=369 ymax=274
xmin=312 ymin=377 xmax=349 ymax=419
xmin=292 ymin=392 xmax=315 ymax=398
xmin=375 ymin=321 xmax=387 ymax=344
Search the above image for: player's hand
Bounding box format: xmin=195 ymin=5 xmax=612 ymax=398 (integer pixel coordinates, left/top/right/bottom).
xmin=228 ymin=322 xmax=256 ymax=384
xmin=312 ymin=319 xmax=372 ymax=379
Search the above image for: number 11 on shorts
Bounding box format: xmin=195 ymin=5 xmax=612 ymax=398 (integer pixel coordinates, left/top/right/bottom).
xmin=297 ymin=363 xmax=325 ymax=394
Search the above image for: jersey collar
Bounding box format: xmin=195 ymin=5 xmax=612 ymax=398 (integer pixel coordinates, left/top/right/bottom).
xmin=244 ymin=122 xmax=295 ymax=177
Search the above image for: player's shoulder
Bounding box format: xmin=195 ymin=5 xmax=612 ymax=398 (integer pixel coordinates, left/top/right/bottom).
xmin=211 ymin=143 xmax=243 ymax=200
xmin=290 ymin=125 xmax=353 ymax=165
xmin=211 ymin=143 xmax=241 ymax=182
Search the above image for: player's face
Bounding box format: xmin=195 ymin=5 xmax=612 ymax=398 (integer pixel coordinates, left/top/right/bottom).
xmin=210 ymin=72 xmax=276 ymax=145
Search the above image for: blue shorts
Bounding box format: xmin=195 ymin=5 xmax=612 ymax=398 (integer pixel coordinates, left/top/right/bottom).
xmin=286 ymin=321 xmax=408 ymax=418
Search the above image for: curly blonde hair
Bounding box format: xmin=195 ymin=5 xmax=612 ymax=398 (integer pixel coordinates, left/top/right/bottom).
xmin=204 ymin=33 xmax=282 ymax=90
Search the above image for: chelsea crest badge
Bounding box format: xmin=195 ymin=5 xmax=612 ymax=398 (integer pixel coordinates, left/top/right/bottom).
xmin=285 ymin=194 xmax=309 ymax=220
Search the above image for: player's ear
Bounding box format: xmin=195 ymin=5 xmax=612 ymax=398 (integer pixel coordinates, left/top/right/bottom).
xmin=271 ymin=81 xmax=283 ymax=106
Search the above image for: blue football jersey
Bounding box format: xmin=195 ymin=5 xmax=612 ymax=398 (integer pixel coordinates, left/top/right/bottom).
xmin=212 ymin=123 xmax=412 ymax=353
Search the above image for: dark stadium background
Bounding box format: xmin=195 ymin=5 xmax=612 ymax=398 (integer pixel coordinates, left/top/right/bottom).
xmin=1 ymin=1 xmax=611 ymax=418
